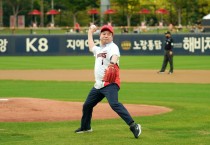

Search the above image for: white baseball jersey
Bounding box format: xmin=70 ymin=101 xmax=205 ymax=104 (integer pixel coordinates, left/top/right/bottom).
xmin=92 ymin=41 xmax=120 ymax=89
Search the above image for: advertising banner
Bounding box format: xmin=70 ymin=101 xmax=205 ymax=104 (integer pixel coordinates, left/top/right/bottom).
xmin=18 ymin=15 xmax=25 ymax=28
xmin=10 ymin=15 xmax=16 ymax=28
xmin=0 ymin=34 xmax=209 ymax=56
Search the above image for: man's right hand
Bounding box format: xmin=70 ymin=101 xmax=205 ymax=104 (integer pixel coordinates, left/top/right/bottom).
xmin=89 ymin=25 xmax=97 ymax=33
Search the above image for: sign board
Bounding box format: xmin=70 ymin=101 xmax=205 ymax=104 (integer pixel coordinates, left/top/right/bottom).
xmin=0 ymin=34 xmax=209 ymax=56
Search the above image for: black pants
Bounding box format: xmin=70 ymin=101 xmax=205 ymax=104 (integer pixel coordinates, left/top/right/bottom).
xmin=160 ymin=51 xmax=173 ymax=73
xmin=80 ymin=84 xmax=134 ymax=130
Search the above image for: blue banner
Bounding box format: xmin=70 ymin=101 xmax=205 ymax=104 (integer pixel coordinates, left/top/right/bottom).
xmin=0 ymin=34 xmax=209 ymax=56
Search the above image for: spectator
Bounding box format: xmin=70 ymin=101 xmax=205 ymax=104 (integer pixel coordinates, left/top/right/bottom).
xmin=74 ymin=22 xmax=80 ymax=33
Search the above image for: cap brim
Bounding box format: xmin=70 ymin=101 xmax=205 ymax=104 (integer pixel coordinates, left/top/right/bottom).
xmin=101 ymin=28 xmax=113 ymax=34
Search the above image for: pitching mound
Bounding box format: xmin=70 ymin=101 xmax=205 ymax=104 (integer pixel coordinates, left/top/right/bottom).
xmin=0 ymin=98 xmax=172 ymax=122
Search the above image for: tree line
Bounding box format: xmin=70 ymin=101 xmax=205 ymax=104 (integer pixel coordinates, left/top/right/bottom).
xmin=1 ymin=0 xmax=209 ymax=27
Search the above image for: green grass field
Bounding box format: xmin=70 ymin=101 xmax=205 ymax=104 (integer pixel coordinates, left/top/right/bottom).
xmin=0 ymin=56 xmax=210 ymax=70
xmin=0 ymin=56 xmax=210 ymax=145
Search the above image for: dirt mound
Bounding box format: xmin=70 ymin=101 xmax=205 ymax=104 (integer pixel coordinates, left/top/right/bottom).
xmin=0 ymin=98 xmax=172 ymax=122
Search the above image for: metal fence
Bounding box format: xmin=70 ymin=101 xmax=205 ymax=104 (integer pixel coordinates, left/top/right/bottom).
xmin=0 ymin=25 xmax=209 ymax=35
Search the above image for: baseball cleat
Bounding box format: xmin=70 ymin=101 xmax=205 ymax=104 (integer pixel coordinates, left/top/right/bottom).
xmin=75 ymin=128 xmax=93 ymax=133
xmin=168 ymin=72 xmax=173 ymax=74
xmin=130 ymin=123 xmax=141 ymax=138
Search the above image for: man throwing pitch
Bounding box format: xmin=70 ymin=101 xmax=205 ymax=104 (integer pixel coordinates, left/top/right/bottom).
xmin=75 ymin=24 xmax=141 ymax=138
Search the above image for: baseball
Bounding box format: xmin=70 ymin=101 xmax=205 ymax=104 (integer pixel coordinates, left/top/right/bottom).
xmin=90 ymin=25 xmax=96 ymax=29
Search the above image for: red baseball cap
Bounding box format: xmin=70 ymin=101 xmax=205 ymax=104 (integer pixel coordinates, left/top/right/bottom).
xmin=100 ymin=25 xmax=114 ymax=34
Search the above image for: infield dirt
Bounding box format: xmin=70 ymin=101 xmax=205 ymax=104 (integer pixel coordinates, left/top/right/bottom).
xmin=0 ymin=69 xmax=209 ymax=122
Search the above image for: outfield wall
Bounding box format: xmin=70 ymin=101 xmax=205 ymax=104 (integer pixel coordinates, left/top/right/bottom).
xmin=0 ymin=34 xmax=209 ymax=56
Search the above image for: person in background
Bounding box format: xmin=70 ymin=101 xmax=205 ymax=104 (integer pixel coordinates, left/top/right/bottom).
xmin=158 ymin=31 xmax=174 ymax=74
xmin=74 ymin=22 xmax=80 ymax=33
